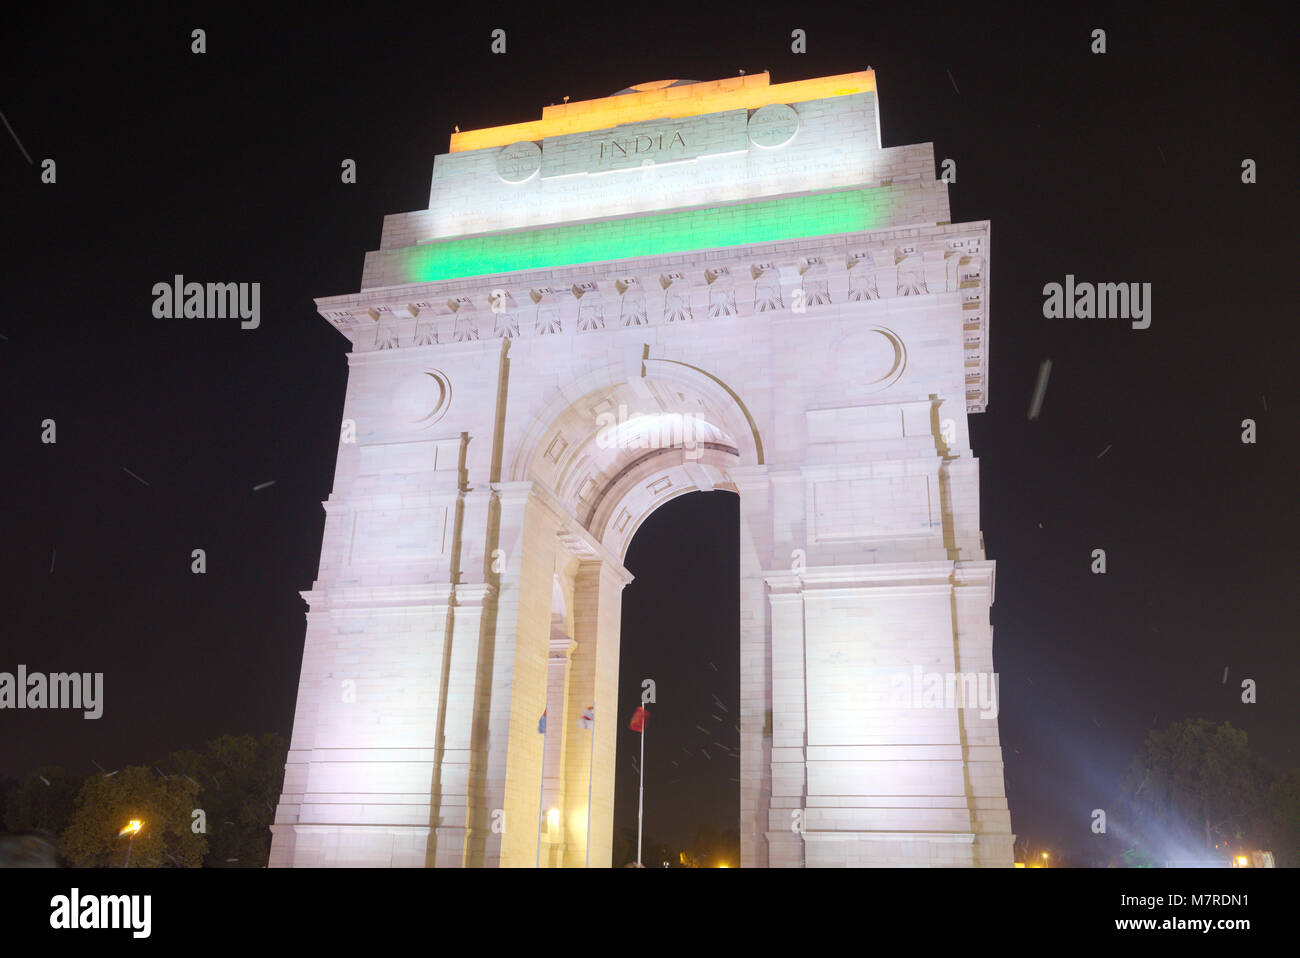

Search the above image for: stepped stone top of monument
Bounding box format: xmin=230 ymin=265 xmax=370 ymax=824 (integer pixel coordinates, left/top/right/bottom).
xmin=448 ymin=69 xmax=876 ymax=153
xmin=612 ymin=79 xmax=701 ymax=95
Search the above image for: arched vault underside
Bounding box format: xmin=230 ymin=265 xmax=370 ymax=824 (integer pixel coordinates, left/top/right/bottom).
xmin=513 ymin=358 xmax=760 ymax=561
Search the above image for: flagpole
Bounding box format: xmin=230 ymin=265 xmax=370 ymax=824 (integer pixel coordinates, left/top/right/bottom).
xmin=636 ymin=720 xmax=645 ymax=866
xmin=585 ymin=714 xmax=595 ymax=868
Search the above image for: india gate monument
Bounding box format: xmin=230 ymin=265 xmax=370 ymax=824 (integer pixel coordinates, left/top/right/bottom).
xmin=270 ymin=70 xmax=1014 ymax=867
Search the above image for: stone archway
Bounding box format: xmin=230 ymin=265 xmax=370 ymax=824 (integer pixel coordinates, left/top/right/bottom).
xmin=270 ymin=68 xmax=1014 ymax=868
xmin=479 ymin=359 xmax=770 ymax=868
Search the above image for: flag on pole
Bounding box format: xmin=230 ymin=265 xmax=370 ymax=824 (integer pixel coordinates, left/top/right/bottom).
xmin=578 ymin=705 xmax=595 ymax=729
xmin=629 ymin=706 xmax=649 ymax=732
xmin=630 ymin=705 xmax=649 ymax=865
xmin=538 ymin=710 xmax=547 ymax=734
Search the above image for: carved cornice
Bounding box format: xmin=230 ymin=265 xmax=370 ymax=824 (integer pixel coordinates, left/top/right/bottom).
xmin=316 ymin=221 xmax=991 ymax=413
xmin=763 ymin=560 xmax=962 ymax=595
xmin=453 ymin=582 xmax=497 ymax=607
xmin=300 ymin=582 xmax=456 ymax=612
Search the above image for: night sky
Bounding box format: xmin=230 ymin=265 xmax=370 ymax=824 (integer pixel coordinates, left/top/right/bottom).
xmin=2 ymin=5 xmax=1294 ymax=865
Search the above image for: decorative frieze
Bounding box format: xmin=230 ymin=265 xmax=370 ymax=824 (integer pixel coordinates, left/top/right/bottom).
xmin=317 ymin=224 xmax=991 ymax=411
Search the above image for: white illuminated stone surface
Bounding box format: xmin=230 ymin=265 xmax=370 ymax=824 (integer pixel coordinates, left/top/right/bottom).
xmin=272 ymin=70 xmax=1012 ymax=868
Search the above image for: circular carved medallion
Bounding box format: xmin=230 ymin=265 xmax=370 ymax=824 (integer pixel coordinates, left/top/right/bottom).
xmin=748 ymin=103 xmax=800 ymax=148
xmin=391 ymin=369 xmax=452 ymax=426
xmin=496 ymin=141 xmax=542 ymax=183
xmin=830 ymin=326 xmax=908 ymax=392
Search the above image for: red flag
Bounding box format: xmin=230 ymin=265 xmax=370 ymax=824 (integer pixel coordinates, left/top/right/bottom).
xmin=629 ymin=706 xmax=648 ymax=732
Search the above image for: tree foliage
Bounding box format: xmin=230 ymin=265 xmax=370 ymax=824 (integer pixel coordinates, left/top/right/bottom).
xmin=612 ymin=826 xmax=673 ymax=867
xmin=1122 ymin=719 xmax=1266 ymax=859
xmin=61 ymin=766 xmax=206 ymax=867
xmin=687 ymin=823 xmax=740 ymax=868
xmin=1264 ymin=768 xmax=1300 ymax=867
xmin=3 ymin=766 xmax=82 ymax=837
xmin=165 ymin=732 xmax=287 ymax=867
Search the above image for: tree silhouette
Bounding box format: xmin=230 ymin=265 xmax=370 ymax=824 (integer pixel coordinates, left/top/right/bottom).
xmin=3 ymin=765 xmax=82 ymax=837
xmin=166 ymin=732 xmax=287 ymax=867
xmin=61 ymin=766 xmax=206 ymax=867
xmin=1123 ymin=719 xmax=1266 ymax=860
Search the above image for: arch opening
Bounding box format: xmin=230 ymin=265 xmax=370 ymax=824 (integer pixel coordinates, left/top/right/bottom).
xmin=612 ymin=489 xmax=741 ymax=868
xmin=518 ymin=361 xmax=763 ymax=869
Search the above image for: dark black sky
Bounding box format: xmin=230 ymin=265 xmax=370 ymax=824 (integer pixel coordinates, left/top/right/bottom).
xmin=2 ymin=4 xmax=1295 ymax=864
xmin=616 ymin=492 xmax=739 ymax=858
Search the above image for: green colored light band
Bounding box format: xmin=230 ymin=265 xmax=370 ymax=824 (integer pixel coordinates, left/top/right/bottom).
xmin=402 ymin=188 xmax=892 ymax=284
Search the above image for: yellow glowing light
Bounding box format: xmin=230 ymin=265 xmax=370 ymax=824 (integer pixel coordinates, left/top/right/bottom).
xmin=1041 ymin=852 xmax=1049 ymax=859
xmin=1236 ymin=856 xmax=1249 ymax=866
xmin=118 ymin=819 xmax=143 ymax=837
xmin=449 ymin=70 xmax=876 ymax=153
xmin=718 ymin=864 xmax=728 ymax=868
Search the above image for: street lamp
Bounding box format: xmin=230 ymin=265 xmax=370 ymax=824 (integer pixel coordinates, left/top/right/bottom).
xmin=1041 ymin=851 xmax=1049 ymax=868
xmin=118 ymin=819 xmax=143 ymax=868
